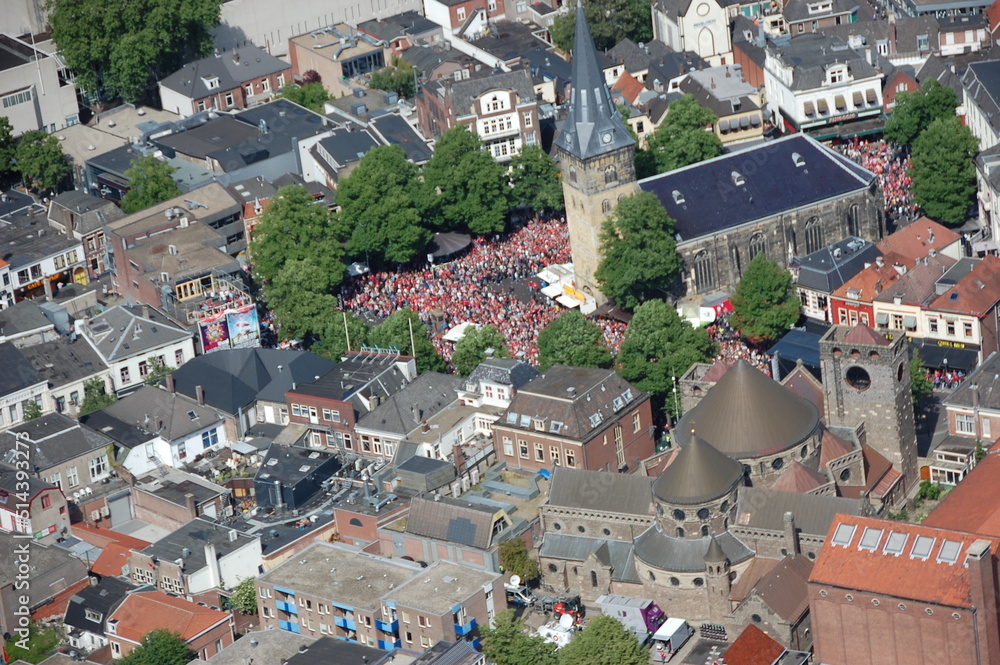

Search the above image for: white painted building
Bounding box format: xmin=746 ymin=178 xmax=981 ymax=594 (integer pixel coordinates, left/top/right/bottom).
xmin=652 ymin=0 xmax=733 ymax=66
xmin=0 ymin=33 xmax=80 ymax=137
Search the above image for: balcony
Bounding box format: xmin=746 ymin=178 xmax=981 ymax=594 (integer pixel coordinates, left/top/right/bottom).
xmin=276 ymin=601 xmax=298 ymax=615
xmin=454 ymin=617 xmax=478 ymax=636
xmin=376 ymin=618 xmax=399 ymax=633
xmin=378 ymin=639 xmax=402 ymax=650
xmin=278 ymin=619 xmax=301 ymax=633
xmin=333 ymin=616 xmax=357 ymax=631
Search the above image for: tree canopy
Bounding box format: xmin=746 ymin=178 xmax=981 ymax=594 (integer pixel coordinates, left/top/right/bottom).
xmin=47 ymin=0 xmax=222 ymax=102
xmin=910 ymin=116 xmax=978 ymax=225
xmin=15 ymin=130 xmax=71 ymax=192
xmin=276 ymin=83 xmax=331 ymax=113
xmin=481 ymin=610 xmax=558 ymax=665
xmin=336 ymin=145 xmax=432 ymax=266
xmin=646 ymin=95 xmax=723 ymax=174
xmin=550 ymin=0 xmax=653 ymax=52
xmin=249 ymin=185 xmax=344 ymax=289
xmin=509 ymin=145 xmax=564 ymax=211
xmin=556 ymin=614 xmax=647 ymax=665
xmin=264 ymin=259 xmax=343 ymax=345
xmin=594 ymin=193 xmax=683 ymax=310
xmin=121 ymin=155 xmax=181 ymax=214
xmin=423 ymin=126 xmax=509 ymax=234
xmin=910 ymin=350 xmax=933 ymax=407
xmin=883 ymin=79 xmax=958 ymax=147
xmin=729 ymin=253 xmax=800 ymax=343
xmin=0 ymin=117 xmax=15 ymax=181
xmin=228 ymin=577 xmax=257 ymax=615
xmin=498 ymin=537 xmax=540 ymax=582
xmin=451 ymin=324 xmax=510 ymax=376
xmin=368 ymin=308 xmax=447 ymax=373
xmin=116 ymin=629 xmax=191 ymax=665
xmin=537 ymin=311 xmax=612 ymax=370
xmin=617 ymin=300 xmax=713 ymax=419
xmin=23 ymin=400 xmax=43 ymax=421
xmin=79 ymin=377 xmax=117 ymax=415
xmin=369 ymin=64 xmax=418 ymax=99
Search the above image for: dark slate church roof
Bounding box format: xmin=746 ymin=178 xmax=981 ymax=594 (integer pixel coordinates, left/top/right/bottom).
xmin=633 ymin=529 xmax=754 ymax=572
xmin=553 ymin=3 xmax=634 ymax=160
xmin=639 ymin=133 xmax=875 ymax=243
xmin=676 ymin=360 xmax=821 ymax=459
xmin=538 ymin=533 xmax=640 ymax=583
xmin=549 ymin=466 xmax=653 ymax=515
xmin=652 ymin=435 xmax=743 ymax=506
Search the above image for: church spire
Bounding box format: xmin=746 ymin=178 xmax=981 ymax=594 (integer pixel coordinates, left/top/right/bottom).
xmin=554 ymin=2 xmax=634 ymax=160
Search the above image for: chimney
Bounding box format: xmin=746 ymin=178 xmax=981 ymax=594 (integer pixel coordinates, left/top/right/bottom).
xmin=155 ymin=417 xmax=163 ymax=431
xmin=204 ymin=542 xmax=222 ymax=589
xmin=783 ymin=511 xmax=800 ymax=556
xmin=233 ymin=51 xmax=240 ymax=64
xmin=966 ymin=540 xmax=1000 ymax=663
xmin=196 ymin=385 xmax=205 ymax=405
xmin=184 ymin=492 xmax=196 ymax=516
xmin=166 ymin=374 xmax=175 ymax=393
xmin=875 ymin=256 xmax=885 ymax=267
xmin=141 ymin=304 xmax=150 ymax=319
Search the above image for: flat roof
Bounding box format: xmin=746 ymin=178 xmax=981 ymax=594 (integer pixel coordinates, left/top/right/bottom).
xmin=388 ymin=561 xmax=499 ymax=615
xmin=291 ymin=26 xmax=384 ymax=63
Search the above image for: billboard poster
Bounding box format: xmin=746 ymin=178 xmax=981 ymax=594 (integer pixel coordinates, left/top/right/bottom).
xmin=227 ymin=305 xmax=260 ymax=349
xmin=200 ymin=315 xmax=230 ymax=353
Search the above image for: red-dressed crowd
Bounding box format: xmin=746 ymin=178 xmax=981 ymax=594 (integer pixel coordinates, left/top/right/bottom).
xmin=707 ymin=315 xmax=772 ymax=375
xmin=833 ymin=138 xmax=917 ymax=227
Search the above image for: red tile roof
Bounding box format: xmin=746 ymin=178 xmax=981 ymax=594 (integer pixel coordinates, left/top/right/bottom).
xmin=830 ymin=260 xmax=903 ymax=304
xmin=771 ymin=461 xmax=826 ymax=493
xmin=819 ymin=429 xmax=853 ymax=469
xmin=923 ymin=441 xmax=1000 ymax=537
xmin=722 ymin=625 xmax=785 ymax=665
xmin=809 ymin=515 xmax=1000 ymax=606
xmin=779 ymin=363 xmax=824 ymax=416
xmin=842 ymin=323 xmax=890 ymax=346
xmin=32 ymin=577 xmax=91 ymax=621
xmin=929 ymin=255 xmax=1000 ymax=317
xmin=108 ymin=590 xmax=230 ymax=644
xmin=71 ymin=522 xmax=152 ymax=551
xmin=90 ymin=542 xmax=134 ymax=578
xmin=877 ymin=218 xmax=960 ymax=265
xmin=612 ymin=72 xmax=645 ymax=106
xmin=702 ymin=359 xmax=731 ymax=383
xmin=989 ymin=0 xmax=1000 ymax=32
xmin=751 ymin=555 xmax=814 ymax=621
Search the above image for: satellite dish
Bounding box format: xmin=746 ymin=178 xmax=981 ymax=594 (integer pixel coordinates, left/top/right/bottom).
xmin=509 ymin=574 xmax=521 ymax=587
xmin=559 ymin=613 xmax=575 ymax=629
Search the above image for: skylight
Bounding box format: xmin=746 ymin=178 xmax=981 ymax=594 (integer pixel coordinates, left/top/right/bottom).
xmin=937 ymin=540 xmax=962 ymax=565
xmin=519 ymin=414 xmax=531 ymax=428
xmin=612 ymin=397 xmax=624 ymax=412
xmin=910 ymin=535 xmax=935 ymax=560
xmin=882 ymin=531 xmax=907 ymax=556
xmin=187 ymin=410 xmax=199 ymax=420
xmin=858 ymin=527 xmax=883 ymax=551
xmin=831 ymin=523 xmax=856 ymax=547
xmin=506 ymin=412 xmax=517 ymax=424
xmin=549 ymin=421 xmax=563 ymax=433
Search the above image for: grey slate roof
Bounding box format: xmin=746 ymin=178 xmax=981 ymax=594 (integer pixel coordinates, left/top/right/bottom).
xmin=409 ymin=639 xmax=482 ymax=665
xmin=369 ymin=114 xmax=434 ymax=164
xmin=0 ymin=462 xmax=53 ymax=505
xmin=652 ymin=436 xmax=744 ymax=506
xmin=733 ymin=486 xmax=869 ymax=536
xmin=19 ymin=337 xmax=108 ymax=390
xmin=358 ymin=12 xmax=439 ymax=42
xmin=88 ymin=305 xmax=191 ymax=363
xmin=316 ymin=128 xmax=380 ymax=168
xmin=255 ymin=443 xmax=339 ymax=487
xmin=404 ymin=493 xmax=501 ymax=549
xmin=554 ymin=3 xmax=635 ymax=160
xmin=0 ymin=299 xmax=54 ymax=336
xmin=547 ymin=466 xmax=653 ymax=515
xmin=676 ymin=359 xmax=822 ymax=459
xmin=141 ymin=517 xmax=257 ymax=576
xmin=394 ymin=455 xmax=457 ymax=492
xmin=916 ymin=55 xmax=963 ymax=99
xmin=783 ymin=0 xmax=858 ymax=23
xmin=202 ymin=631 xmax=317 ymax=665
xmin=0 ymin=413 xmax=115 ymax=471
xmin=63 ymin=577 xmax=135 ymax=636
xmin=99 ymin=385 xmax=224 ymax=441
xmin=538 ymin=533 xmax=640 ymax=583
xmin=946 ymin=351 xmax=1000 ymax=411
xmin=0 ymin=532 xmax=79 ymax=588
xmin=639 ymin=133 xmax=875 ymax=249
xmin=48 ymin=191 xmax=125 ymax=236
xmin=461 ymin=357 xmax=540 ymax=393
xmin=0 ymin=342 xmax=44 ymax=397
xmin=357 ymin=371 xmax=461 ymax=436
xmin=159 ymin=46 xmax=289 ymax=99
xmin=765 ymin=34 xmax=878 ymax=91
xmin=963 ymin=60 xmax=1000 ymax=135
xmin=795 ymin=236 xmax=881 ymax=293
xmin=170 ymin=348 xmax=337 ymax=416
xmin=632 ymin=529 xmax=754 ymax=572
xmin=450 ymin=68 xmax=536 ymax=119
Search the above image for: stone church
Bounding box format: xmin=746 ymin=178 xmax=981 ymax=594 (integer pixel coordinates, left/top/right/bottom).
xmin=537 ymin=324 xmax=917 ymax=648
xmin=555 ymin=7 xmax=886 ymax=302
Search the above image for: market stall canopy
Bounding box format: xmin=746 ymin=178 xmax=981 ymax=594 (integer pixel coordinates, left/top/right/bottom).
xmin=443 ymin=321 xmax=481 ymax=342
xmin=428 ymin=232 xmax=472 ymax=258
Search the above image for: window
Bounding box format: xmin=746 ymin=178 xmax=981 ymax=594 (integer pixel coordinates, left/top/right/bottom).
xmin=2 ymin=89 xmax=32 ymax=108
xmin=964 ymin=321 xmax=974 ymax=337
xmin=502 ymin=436 xmax=513 ymax=456
xmin=929 ymin=318 xmax=938 ymax=334
xmin=956 ymin=414 xmax=975 ymax=434
xmin=632 ymin=411 xmax=641 ymax=433
xmin=566 ymin=449 xmax=576 ymax=467
xmin=202 ymin=428 xmax=219 ymax=449
xmin=322 ymin=409 xmax=340 ymax=422
xmin=983 ymin=418 xmax=992 ymax=439
xmin=748 ymin=234 xmax=766 ymax=261
xmin=615 ymin=425 xmax=625 ymax=466
xmin=138 ymin=360 xmax=150 ymax=378
xmin=550 ymin=446 xmax=561 ymax=466
xmin=605 ymin=165 xmax=618 ymax=185
xmin=418 ymin=615 xmax=430 ymax=628
xmin=519 ymin=440 xmax=529 ymax=458
xmin=66 ymin=466 xmax=79 ymax=488
xmin=54 ymin=254 xmax=65 ymax=270
xmin=534 ymin=442 xmax=545 ymax=462
xmin=261 ymin=78 xmax=270 ymax=92
xmin=292 ymin=404 xmax=302 ymax=417
xmin=120 ymin=367 xmax=131 ymax=383
xmin=602 ymin=199 xmax=612 ymax=214
xmin=48 ymin=473 xmax=61 ymax=490
xmin=488 ymin=0 xmax=497 ymax=9
xmin=277 ymin=74 xmax=285 ymax=87
xmin=803 ymin=218 xmax=825 ymax=255
xmin=197 ymin=101 xmax=207 ymax=112
xmin=89 ymin=455 xmax=109 ymax=480
xmin=457 ymin=7 xmax=466 ymax=20
xmin=523 ymin=111 xmax=532 ymax=127
xmin=694 ymin=251 xmax=715 ymax=293
xmin=224 ymin=92 xmax=234 ymax=107
xmin=245 ymin=83 xmax=253 ymax=96
xmin=178 ymin=442 xmax=187 ymax=460
xmin=947 ymin=320 xmax=956 ymax=336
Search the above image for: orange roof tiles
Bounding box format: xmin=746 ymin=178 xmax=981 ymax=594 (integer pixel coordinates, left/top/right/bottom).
xmin=722 ymin=625 xmax=786 ymax=665
xmin=108 ymin=590 xmax=230 ymax=644
xmin=71 ymin=522 xmax=152 ymax=551
xmin=771 ymin=460 xmax=826 ymax=493
xmin=809 ymin=515 xmax=1000 ymax=607
xmin=702 ymin=359 xmax=731 ymax=383
xmin=929 ymin=255 xmax=1000 ymax=317
xmin=90 ymin=542 xmax=134 ymax=578
xmin=842 ymin=323 xmax=890 ymax=346
xmin=877 ymin=218 xmax=960 ymax=266
xmin=831 ymin=260 xmax=902 ymax=304
xmin=612 ymin=72 xmax=645 ymax=106
xmin=819 ymin=429 xmax=853 ymax=469
xmin=923 ymin=441 xmax=1000 ymax=537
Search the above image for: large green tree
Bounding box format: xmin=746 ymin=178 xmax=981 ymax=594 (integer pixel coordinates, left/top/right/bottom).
xmin=910 ymin=116 xmax=978 ymax=225
xmin=498 ymin=537 xmax=540 ymax=582
xmin=617 ymin=300 xmax=713 ymax=418
xmin=249 ymin=185 xmax=344 ymax=289
xmin=423 ymin=126 xmax=509 ymax=234
xmin=264 ymin=259 xmax=342 ymax=344
xmin=451 ymin=324 xmax=510 ymax=376
xmin=368 ymin=308 xmax=447 ymax=373
xmin=557 ymin=614 xmax=647 ymax=665
xmin=910 ymin=350 xmax=933 ymax=407
xmin=16 ymin=130 xmax=71 ymax=192
xmin=369 ymin=64 xmax=418 ymax=99
xmin=729 ymin=253 xmax=800 ymax=343
xmin=47 ymin=0 xmax=222 ymax=102
xmin=79 ymin=377 xmax=117 ymax=415
xmin=228 ymin=577 xmax=258 ymax=615
xmin=481 ymin=610 xmax=559 ymax=665
xmin=594 ymin=193 xmax=682 ymax=310
xmin=509 ymin=145 xmax=564 ymax=211
xmin=0 ymin=117 xmax=15 ymax=181
xmin=646 ymin=95 xmax=723 ymax=174
xmin=537 ymin=311 xmax=612 ymax=370
xmin=116 ymin=629 xmax=191 ymax=665
xmin=550 ymin=0 xmax=653 ymax=52
xmin=121 ymin=155 xmax=181 ymax=214
xmin=276 ymin=83 xmax=331 ymax=113
xmin=883 ymin=79 xmax=958 ymax=147
xmin=336 ymin=145 xmax=432 ymax=266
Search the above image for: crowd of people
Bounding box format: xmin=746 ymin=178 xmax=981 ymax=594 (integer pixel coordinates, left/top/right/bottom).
xmin=833 ymin=138 xmax=918 ymax=228
xmin=706 ymin=314 xmax=772 ymax=375
xmin=925 ymin=368 xmax=967 ymax=391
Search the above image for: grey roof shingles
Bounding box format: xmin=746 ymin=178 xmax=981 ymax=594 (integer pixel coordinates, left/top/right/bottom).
xmin=0 ymin=342 xmax=44 ymax=396
xmin=357 ymin=372 xmax=462 ymax=436
xmin=795 ymin=237 xmax=881 ymax=293
xmin=19 ymin=337 xmax=109 ymax=390
xmin=404 ymin=493 xmax=499 ymax=549
xmin=88 ymin=305 xmax=191 ymax=363
xmin=652 ymin=436 xmax=744 ymax=506
xmin=159 ymin=46 xmax=290 ymax=99
xmin=733 ymin=486 xmax=869 ymax=536
xmin=632 ymin=529 xmax=754 ymax=572
xmin=547 ymin=466 xmax=653 ymax=515
xmin=538 ymin=533 xmax=640 ymax=582
xmin=98 ymin=384 xmax=224 ymax=441
xmin=0 ymin=413 xmax=115 ymax=471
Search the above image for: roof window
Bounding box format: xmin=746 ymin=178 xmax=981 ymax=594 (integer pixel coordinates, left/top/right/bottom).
xmin=858 ymin=527 xmax=883 ymax=551
xmin=831 ymin=523 xmax=856 ymax=547
xmin=910 ymin=535 xmax=935 ymax=560
xmin=937 ymin=540 xmax=962 ymax=565
xmin=882 ymin=531 xmax=907 ymax=556
xmin=731 ymin=171 xmax=745 ymax=187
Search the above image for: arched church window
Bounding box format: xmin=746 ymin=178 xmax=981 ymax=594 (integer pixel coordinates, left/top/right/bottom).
xmin=804 ymin=218 xmax=825 ymax=255
xmin=677 ymin=527 xmax=685 ymax=537
xmin=602 ymin=199 xmax=612 ymax=214
xmin=701 ymin=525 xmax=710 ymax=536
xmin=847 ymin=204 xmax=860 ymax=237
xmin=569 ymin=167 xmax=577 ymax=183
xmin=605 ymin=165 xmax=618 ymax=185
xmin=590 ymin=570 xmax=598 ymax=587
xmin=694 ymin=251 xmax=715 ymax=293
xmin=748 ymin=233 xmax=767 ymax=261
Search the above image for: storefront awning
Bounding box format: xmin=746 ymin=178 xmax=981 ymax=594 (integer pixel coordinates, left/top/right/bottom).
xmin=803 ymin=101 xmax=815 ymax=117
xmin=903 ymin=315 xmax=917 ymax=328
xmin=541 ymin=284 xmax=563 ymax=298
xmin=750 ymin=114 xmax=761 ymax=126
xmin=876 ymin=312 xmax=889 ymax=325
xmin=719 ymin=118 xmax=730 ymax=131
xmin=866 ymin=89 xmax=878 ymax=104
xmin=556 ymin=294 xmax=581 ymax=308
xmin=853 ymin=91 xmax=864 ymax=107
xmin=739 ymin=115 xmax=750 ymax=128
xmin=817 ymin=98 xmax=829 ymax=114
xmin=913 ymin=342 xmax=979 ymax=371
xmin=835 ymin=95 xmax=846 ymax=111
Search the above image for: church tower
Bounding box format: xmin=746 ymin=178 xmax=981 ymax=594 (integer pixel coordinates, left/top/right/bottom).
xmin=554 ymin=3 xmax=638 ymax=301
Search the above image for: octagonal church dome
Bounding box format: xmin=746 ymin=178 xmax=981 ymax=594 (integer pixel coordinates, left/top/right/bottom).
xmin=652 ymin=435 xmax=744 ymax=506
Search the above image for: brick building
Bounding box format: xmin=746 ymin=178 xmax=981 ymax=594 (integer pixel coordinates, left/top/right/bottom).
xmin=288 ymin=26 xmax=388 ymax=98
xmin=106 ymin=590 xmax=235 ymax=660
xmin=492 ymin=366 xmax=654 ymax=474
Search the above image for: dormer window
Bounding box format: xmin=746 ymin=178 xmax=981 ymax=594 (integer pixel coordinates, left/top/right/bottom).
xmin=672 ymin=190 xmax=685 ymax=205
xmin=203 ymin=76 xmax=220 ymax=90
xmin=731 ymin=171 xmax=745 ymax=187
xmin=827 ymin=66 xmax=848 ymax=85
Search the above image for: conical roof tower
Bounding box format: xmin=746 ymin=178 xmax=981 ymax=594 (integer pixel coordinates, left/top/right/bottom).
xmin=652 ymin=434 xmax=744 ymax=506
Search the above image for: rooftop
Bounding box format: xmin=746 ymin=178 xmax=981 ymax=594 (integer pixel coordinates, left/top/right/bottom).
xmin=108 ymin=590 xmax=230 ymax=643
xmin=388 ymin=560 xmax=500 ymax=614
xmin=0 ymin=203 xmax=79 ymax=270
xmin=255 ymin=444 xmax=340 ymax=487
xmin=795 ymin=236 xmax=881 ymax=294
xmin=0 ymin=412 xmax=114 ymax=471
xmin=141 ymin=517 xmax=258 ymax=573
xmin=202 ymin=631 xmax=316 ymax=665
xmin=134 ymin=467 xmax=228 ymax=506
xmin=159 ymin=46 xmax=290 ymax=99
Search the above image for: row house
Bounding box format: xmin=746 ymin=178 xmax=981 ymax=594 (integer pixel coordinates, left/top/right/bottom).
xmin=937 ymin=14 xmax=990 ymax=56
xmin=289 ymin=25 xmax=389 ymax=98
xmin=936 ymin=352 xmax=1000 ymax=484
xmin=256 ymin=542 xmax=501 ymax=651
xmin=0 ymin=258 xmax=10 ymax=309
xmin=46 ymin=191 xmax=125 ymax=279
xmin=0 ymin=464 xmax=69 ymax=543
xmin=106 ymin=589 xmax=235 ymax=660
xmin=416 ymin=69 xmax=540 ymax=161
xmin=0 ymin=342 xmax=48 ymax=430
xmin=493 ymin=366 xmax=655 ymax=473
xmin=423 ymin=0 xmax=505 ymax=37
xmin=781 ymin=0 xmax=859 ymax=36
xmin=0 ymin=34 xmax=80 ymax=137
xmin=19 ymin=336 xmax=111 ymax=417
xmin=159 ymin=45 xmax=292 ymax=118
xmin=794 ymin=236 xmax=880 ymax=322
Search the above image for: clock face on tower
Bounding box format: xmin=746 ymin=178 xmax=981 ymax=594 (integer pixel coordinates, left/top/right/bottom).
xmin=601 ymin=131 xmax=613 ymax=144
